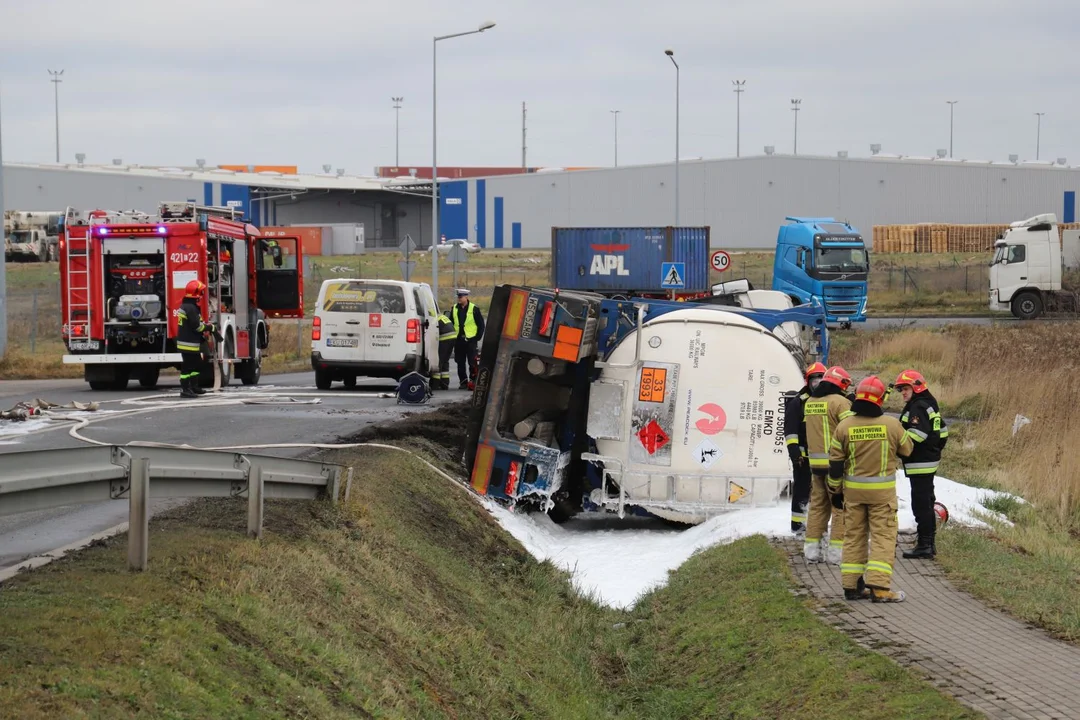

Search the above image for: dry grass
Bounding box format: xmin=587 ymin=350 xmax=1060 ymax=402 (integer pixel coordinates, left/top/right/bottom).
xmin=834 ymin=323 xmax=1080 ymax=529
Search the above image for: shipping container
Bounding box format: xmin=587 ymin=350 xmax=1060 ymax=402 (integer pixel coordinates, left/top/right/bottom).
xmin=259 ymin=226 xmax=323 ymax=256
xmin=550 ymin=226 xmax=711 ymax=295
xmin=291 ymin=223 xmax=366 ymax=256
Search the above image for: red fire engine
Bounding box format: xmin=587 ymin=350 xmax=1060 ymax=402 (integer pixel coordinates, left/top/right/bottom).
xmin=59 ymin=202 xmax=304 ymax=390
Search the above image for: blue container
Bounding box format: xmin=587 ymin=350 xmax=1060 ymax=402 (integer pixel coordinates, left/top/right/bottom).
xmin=550 ymin=226 xmax=710 ymax=294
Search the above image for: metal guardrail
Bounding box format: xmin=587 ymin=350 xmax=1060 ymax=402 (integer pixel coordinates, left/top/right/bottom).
xmin=0 ymin=446 xmax=347 ymax=571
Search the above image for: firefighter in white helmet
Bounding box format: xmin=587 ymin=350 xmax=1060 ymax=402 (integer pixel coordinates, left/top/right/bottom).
xmin=802 ymin=365 xmax=853 ymax=564
xmin=830 ymin=375 xmax=914 ymax=602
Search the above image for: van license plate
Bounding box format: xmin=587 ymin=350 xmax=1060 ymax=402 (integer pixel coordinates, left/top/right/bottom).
xmin=69 ymin=340 xmax=101 ymax=351
xmin=326 ymin=338 xmax=359 ymax=348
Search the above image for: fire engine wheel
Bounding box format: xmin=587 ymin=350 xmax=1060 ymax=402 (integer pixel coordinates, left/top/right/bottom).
xmin=239 ymin=355 xmax=262 ymax=386
xmin=138 ymin=367 xmax=160 ymax=389
xmin=219 ymin=336 xmax=235 ymax=387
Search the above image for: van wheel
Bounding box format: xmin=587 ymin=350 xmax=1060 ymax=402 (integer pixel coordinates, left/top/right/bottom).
xmin=315 ymin=369 xmax=332 ymax=390
xmin=343 ymin=376 xmax=357 ymax=389
xmin=1011 ymin=292 xmax=1043 ymax=320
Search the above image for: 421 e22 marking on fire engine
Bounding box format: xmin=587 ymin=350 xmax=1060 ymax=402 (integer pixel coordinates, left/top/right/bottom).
xmin=170 ymin=252 xmax=200 ymax=264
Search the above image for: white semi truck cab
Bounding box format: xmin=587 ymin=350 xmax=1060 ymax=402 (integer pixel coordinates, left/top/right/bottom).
xmin=989 ymin=213 xmax=1080 ymax=320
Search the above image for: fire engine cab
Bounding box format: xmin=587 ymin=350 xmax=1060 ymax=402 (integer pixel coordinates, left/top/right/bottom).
xmin=59 ymin=202 xmax=304 ymax=390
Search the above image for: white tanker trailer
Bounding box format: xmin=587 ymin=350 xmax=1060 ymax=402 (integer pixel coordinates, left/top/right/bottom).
xmin=462 ymin=285 xmax=830 ymax=525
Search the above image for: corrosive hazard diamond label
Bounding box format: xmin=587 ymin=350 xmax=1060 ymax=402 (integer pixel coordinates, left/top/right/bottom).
xmin=637 ymin=420 xmax=670 ymax=455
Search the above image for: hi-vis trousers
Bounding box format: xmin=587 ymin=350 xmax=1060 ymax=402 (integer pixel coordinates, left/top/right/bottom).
xmin=841 ymin=500 xmax=899 ymax=590
xmin=806 ymin=471 xmax=844 ymax=553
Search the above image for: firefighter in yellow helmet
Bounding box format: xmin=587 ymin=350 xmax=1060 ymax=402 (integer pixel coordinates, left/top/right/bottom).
xmin=802 ymin=365 xmax=853 ymax=564
xmin=830 ymin=375 xmax=914 ymax=602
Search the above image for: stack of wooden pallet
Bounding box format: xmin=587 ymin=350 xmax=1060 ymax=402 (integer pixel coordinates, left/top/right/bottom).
xmin=872 ymin=222 xmax=1080 ymax=254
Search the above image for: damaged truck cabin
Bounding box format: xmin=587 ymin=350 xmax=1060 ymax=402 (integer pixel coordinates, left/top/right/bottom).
xmin=463 ymin=285 xmax=830 ymax=525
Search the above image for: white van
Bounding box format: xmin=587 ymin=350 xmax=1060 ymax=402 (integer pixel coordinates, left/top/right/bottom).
xmin=310 ymin=278 xmax=440 ymax=389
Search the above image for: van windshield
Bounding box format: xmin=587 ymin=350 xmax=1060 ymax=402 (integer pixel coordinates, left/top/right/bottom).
xmin=321 ymin=281 xmax=406 ymax=313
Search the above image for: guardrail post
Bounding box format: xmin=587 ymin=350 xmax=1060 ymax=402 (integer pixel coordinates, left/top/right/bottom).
xmin=248 ymin=465 xmax=264 ymax=540
xmin=343 ymin=467 xmax=354 ymax=503
xmin=327 ymin=467 xmax=341 ymax=506
xmin=128 ymin=457 xmax=150 ymax=571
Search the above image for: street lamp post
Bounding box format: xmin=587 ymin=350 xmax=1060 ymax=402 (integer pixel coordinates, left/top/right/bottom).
xmin=665 ymin=49 xmax=679 ymax=226
xmin=1035 ymin=112 xmax=1045 ymax=160
xmin=392 ymin=97 xmax=403 ymax=166
xmin=611 ymin=109 xmax=620 ymax=167
xmin=733 ymin=80 xmax=745 ymax=157
xmin=48 ymin=69 xmax=63 ymax=163
xmin=432 ymin=21 xmax=496 ymax=302
xmin=0 ymin=82 xmax=7 ymax=357
xmin=946 ymin=100 xmax=958 ymax=158
xmin=791 ymin=98 xmax=801 ymax=155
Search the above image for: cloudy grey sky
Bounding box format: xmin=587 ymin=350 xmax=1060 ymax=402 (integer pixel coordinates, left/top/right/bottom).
xmin=2 ymin=0 xmax=1076 ymax=173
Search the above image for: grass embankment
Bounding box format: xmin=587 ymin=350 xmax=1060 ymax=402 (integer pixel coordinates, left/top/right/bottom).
xmin=833 ymin=323 xmax=1080 ymax=642
xmin=0 ymin=411 xmax=974 ymax=718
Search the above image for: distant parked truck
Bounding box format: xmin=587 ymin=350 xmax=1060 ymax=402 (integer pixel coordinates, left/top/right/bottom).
xmin=989 ymin=213 xmax=1080 ymax=320
xmin=771 ymin=217 xmax=869 ymax=328
xmin=550 ymin=226 xmax=711 ymax=298
xmin=4 ymin=210 xmax=63 ymax=262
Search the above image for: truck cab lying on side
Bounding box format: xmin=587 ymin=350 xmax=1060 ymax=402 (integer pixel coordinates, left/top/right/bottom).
xmin=989 ymin=213 xmax=1080 ymax=320
xmin=772 ymin=217 xmax=869 ymax=328
xmin=463 ymin=285 xmax=830 ymax=526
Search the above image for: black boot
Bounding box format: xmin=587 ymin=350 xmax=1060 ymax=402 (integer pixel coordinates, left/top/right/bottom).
xmin=179 ymin=377 xmax=198 ymax=399
xmin=191 ymin=374 xmax=207 ymax=395
xmin=903 ymin=534 xmax=936 ymax=559
xmin=844 ymin=576 xmax=870 ymax=600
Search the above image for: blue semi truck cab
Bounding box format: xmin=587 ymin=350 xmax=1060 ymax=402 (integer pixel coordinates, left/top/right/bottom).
xmin=771 ymin=217 xmax=869 ymax=326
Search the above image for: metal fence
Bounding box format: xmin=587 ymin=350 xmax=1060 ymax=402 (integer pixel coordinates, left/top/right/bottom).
xmin=7 ymin=289 xmax=63 ymax=352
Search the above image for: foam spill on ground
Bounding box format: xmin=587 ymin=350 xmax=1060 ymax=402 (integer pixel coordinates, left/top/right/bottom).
xmin=483 ymin=472 xmax=1018 ymax=610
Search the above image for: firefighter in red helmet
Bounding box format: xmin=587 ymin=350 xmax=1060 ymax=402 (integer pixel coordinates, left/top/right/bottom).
xmin=785 ymin=361 xmax=827 ymax=536
xmin=176 ymin=279 xmax=215 ymax=398
xmin=830 ymin=375 xmax=914 ymax=602
xmin=894 ymin=369 xmax=949 ymax=559
xmin=802 ymin=365 xmax=853 ymax=564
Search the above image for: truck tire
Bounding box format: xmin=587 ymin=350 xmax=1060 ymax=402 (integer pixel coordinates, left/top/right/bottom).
xmin=315 ymin=368 xmax=332 ymax=390
xmin=219 ymin=335 xmax=234 ymax=387
xmin=239 ymin=354 xmax=262 ymax=386
xmin=110 ymin=367 xmax=131 ymax=390
xmin=139 ymin=367 xmax=160 ymax=389
xmin=1011 ymin=292 xmax=1043 ymax=320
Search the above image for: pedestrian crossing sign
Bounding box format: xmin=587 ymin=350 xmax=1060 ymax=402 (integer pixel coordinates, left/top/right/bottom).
xmin=660 ymin=262 xmax=685 ymax=289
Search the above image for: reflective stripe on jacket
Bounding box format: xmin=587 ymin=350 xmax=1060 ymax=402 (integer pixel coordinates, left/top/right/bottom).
xmin=176 ymin=298 xmax=207 ymax=353
xmin=900 ymin=392 xmax=948 ymax=475
xmin=784 ymin=389 xmax=811 ymax=458
xmin=830 ymin=414 xmax=914 ymax=503
xmin=804 ymin=393 xmax=852 ymax=470
xmin=437 ymin=314 xmax=456 ymax=342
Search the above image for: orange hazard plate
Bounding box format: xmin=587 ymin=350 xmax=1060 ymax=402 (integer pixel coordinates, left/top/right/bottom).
xmin=638 ymin=367 xmax=667 ymax=403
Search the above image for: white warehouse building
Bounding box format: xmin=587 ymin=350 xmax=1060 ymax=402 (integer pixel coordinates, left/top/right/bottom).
xmin=3 ymin=154 xmax=1079 ymax=252
xmin=437 ymin=154 xmax=1080 ymax=250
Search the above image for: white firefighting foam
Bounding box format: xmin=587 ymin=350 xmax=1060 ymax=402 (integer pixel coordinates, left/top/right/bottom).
xmin=483 ymin=471 xmax=1020 ymax=611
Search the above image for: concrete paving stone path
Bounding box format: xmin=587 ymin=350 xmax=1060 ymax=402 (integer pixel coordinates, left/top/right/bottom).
xmin=782 ymin=538 xmax=1080 ymax=720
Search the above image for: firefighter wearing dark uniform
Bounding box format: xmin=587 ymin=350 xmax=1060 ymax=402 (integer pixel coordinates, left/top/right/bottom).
xmin=803 ymin=365 xmax=853 ymax=565
xmin=894 ymin=369 xmax=949 ymax=559
xmin=785 ymin=362 xmax=827 ymax=536
xmin=432 ymin=309 xmax=456 ymax=390
xmin=451 ymin=289 xmax=485 ymax=390
xmin=830 ymin=375 xmax=914 ymax=602
xmin=176 ymin=280 xmax=215 ymax=399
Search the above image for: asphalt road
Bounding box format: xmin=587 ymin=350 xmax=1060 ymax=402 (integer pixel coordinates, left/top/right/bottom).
xmin=0 ymin=369 xmax=467 ymax=570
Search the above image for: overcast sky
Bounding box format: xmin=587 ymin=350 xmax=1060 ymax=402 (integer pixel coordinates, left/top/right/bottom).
xmin=1 ymin=0 xmax=1077 ymax=174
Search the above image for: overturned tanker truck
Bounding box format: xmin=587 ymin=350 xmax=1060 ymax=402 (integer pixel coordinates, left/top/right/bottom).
xmin=462 ymin=285 xmax=830 ymax=525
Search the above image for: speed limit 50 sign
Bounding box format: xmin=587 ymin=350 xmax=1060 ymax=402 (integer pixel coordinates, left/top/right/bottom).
xmin=710 ymin=249 xmax=731 ymax=272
